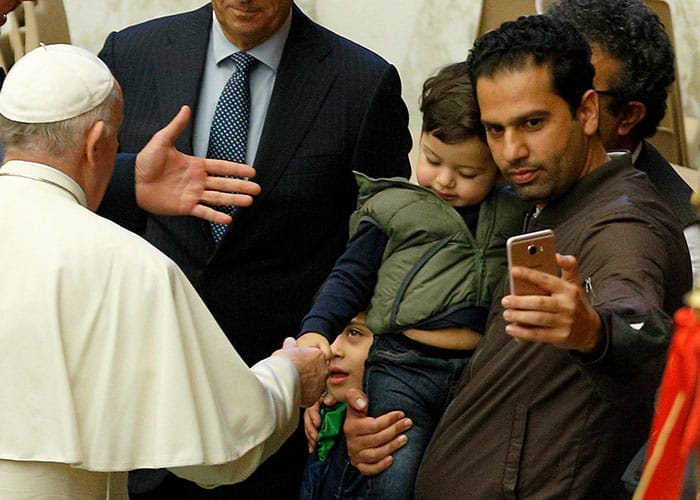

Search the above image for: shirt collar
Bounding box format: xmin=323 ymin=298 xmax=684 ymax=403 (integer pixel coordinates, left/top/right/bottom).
xmin=630 ymin=142 xmax=643 ymax=165
xmin=607 ymin=150 xmax=632 ymax=163
xmin=605 ymin=145 xmax=641 ymax=165
xmin=210 ymin=7 xmax=292 ymax=72
xmin=0 ymin=160 xmax=88 ymax=207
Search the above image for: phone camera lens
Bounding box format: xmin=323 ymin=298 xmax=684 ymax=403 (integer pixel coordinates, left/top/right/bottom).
xmin=528 ymin=245 xmax=537 ymax=255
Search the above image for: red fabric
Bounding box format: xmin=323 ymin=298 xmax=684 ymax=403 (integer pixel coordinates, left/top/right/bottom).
xmin=637 ymin=307 xmax=700 ymax=499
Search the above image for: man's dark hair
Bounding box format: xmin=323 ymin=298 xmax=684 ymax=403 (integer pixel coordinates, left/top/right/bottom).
xmin=466 ymin=14 xmax=594 ymax=116
xmin=420 ymin=61 xmax=485 ymax=143
xmin=547 ymin=0 xmax=674 ymax=140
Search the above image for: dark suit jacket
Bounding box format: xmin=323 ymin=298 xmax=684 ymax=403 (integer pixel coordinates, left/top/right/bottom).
xmin=635 ymin=140 xmax=699 ymax=228
xmin=99 ymin=3 xmax=411 ymax=364
xmin=98 ymin=3 xmax=411 ymax=498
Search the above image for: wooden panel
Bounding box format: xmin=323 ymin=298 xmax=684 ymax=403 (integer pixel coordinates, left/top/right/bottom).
xmin=644 ymin=0 xmax=688 ymax=166
xmin=477 ymin=0 xmax=537 ymax=37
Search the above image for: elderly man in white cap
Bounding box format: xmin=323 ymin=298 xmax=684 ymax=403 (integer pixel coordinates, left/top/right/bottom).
xmin=0 ymin=43 xmax=326 ymax=498
xmin=0 ymin=1 xmax=260 ymax=224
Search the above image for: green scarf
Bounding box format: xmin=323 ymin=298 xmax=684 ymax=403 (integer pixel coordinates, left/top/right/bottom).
xmin=316 ymin=402 xmax=347 ymax=462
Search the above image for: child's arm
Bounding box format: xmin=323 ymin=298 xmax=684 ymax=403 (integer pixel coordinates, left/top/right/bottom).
xmin=297 ymin=332 xmax=332 ymax=360
xmin=299 ymin=221 xmax=386 ymax=340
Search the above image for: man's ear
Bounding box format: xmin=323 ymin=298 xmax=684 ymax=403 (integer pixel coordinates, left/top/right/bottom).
xmin=616 ymin=101 xmax=646 ymax=137
xmin=84 ymin=120 xmax=105 ymax=168
xmin=577 ymin=89 xmax=599 ymax=136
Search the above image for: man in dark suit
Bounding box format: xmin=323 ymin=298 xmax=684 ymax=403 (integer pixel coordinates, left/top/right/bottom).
xmin=97 ymin=1 xmax=412 ymax=497
xmin=547 ymin=2 xmax=700 ymax=495
xmin=547 ymin=0 xmax=700 ymax=281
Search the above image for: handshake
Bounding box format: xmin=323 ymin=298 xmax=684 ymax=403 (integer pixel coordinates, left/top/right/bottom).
xmin=273 ymin=337 xmax=328 ymax=407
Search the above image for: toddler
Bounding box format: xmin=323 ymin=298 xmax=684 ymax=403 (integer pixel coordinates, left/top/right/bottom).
xmin=298 ymin=61 xmax=526 ymax=499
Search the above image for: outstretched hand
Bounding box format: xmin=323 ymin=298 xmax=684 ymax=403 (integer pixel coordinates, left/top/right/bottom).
xmin=304 ymin=401 xmax=322 ymax=453
xmin=134 ymin=105 xmax=262 ymax=224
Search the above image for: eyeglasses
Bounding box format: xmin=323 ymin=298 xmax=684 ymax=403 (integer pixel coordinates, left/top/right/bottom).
xmin=594 ymin=89 xmax=619 ymax=97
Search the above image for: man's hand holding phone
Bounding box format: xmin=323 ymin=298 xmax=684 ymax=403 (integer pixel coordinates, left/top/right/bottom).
xmin=503 ymin=231 xmax=602 ymax=353
xmin=507 ymin=229 xmax=558 ymax=295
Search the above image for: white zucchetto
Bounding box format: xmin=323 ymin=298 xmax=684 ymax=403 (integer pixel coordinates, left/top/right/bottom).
xmin=0 ymin=44 xmax=114 ymax=123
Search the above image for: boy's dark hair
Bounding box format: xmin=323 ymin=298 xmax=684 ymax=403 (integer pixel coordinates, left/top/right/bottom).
xmin=420 ymin=61 xmax=485 ymax=143
xmin=547 ymin=0 xmax=675 ymax=140
xmin=466 ymin=14 xmax=594 ymax=116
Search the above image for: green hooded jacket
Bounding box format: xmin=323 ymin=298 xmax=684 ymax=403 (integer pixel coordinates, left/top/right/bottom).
xmin=350 ymin=171 xmax=526 ymax=335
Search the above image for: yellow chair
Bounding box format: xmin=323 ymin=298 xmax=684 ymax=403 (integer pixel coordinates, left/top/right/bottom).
xmin=643 ymin=0 xmax=688 ymax=166
xmin=6 ymin=0 xmax=71 ymax=61
xmin=21 ymin=0 xmax=71 ymax=50
xmin=477 ymin=0 xmax=537 ymax=37
xmin=0 ymin=30 xmax=13 ymax=74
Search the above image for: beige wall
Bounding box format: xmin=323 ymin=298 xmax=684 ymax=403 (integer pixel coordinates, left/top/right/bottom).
xmin=63 ymin=0 xmax=700 ymax=169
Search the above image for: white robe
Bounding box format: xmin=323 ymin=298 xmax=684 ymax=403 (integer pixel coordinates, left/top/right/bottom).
xmin=0 ymin=160 xmax=300 ymax=497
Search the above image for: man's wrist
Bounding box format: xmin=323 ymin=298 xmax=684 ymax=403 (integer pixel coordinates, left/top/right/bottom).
xmin=571 ymin=310 xmax=609 ymax=364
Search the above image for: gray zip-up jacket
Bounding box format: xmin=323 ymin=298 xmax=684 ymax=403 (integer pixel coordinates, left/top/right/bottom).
xmin=350 ymin=172 xmax=526 ymax=335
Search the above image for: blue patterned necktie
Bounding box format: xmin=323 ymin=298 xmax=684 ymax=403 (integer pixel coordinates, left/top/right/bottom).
xmin=208 ymin=51 xmax=258 ymax=242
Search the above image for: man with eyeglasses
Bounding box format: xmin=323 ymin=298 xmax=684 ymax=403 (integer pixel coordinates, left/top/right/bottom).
xmin=547 ymin=0 xmax=700 ymax=286
xmin=546 ymin=2 xmax=700 ymax=496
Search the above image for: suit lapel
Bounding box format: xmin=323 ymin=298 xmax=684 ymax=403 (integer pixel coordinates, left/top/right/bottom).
xmin=155 ymin=4 xmax=213 ymax=155
xmin=163 ymin=6 xmax=336 ymax=252
xmin=154 ymin=5 xmax=216 ymax=253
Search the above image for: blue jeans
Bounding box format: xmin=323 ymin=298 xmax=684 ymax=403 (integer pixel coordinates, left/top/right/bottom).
xmin=299 ymin=436 xmax=365 ymax=500
xmin=362 ymin=334 xmax=470 ymax=500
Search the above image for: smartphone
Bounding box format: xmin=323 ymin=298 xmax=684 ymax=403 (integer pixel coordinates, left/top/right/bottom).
xmin=506 ymin=229 xmax=558 ymax=295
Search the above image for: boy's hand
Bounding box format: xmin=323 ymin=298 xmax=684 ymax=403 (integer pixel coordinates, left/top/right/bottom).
xmin=304 ymin=402 xmax=322 ymax=453
xmin=303 ymin=392 xmax=340 ymax=452
xmin=297 ymin=332 xmax=332 ymax=360
xmin=272 ymin=338 xmax=327 ymax=407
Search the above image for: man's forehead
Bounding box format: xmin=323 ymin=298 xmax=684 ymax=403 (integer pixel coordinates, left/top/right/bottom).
xmin=476 ymin=59 xmax=552 ymax=90
xmin=475 ymin=63 xmax=557 ymax=116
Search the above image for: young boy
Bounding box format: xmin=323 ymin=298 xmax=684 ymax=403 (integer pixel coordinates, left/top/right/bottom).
xmin=299 ymin=313 xmax=374 ymax=500
xmin=298 ymin=62 xmax=526 ymax=499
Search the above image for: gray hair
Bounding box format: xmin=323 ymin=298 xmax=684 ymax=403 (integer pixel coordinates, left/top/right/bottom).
xmin=0 ymin=83 xmax=120 ymax=158
xmin=547 ymin=0 xmax=674 ymax=140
